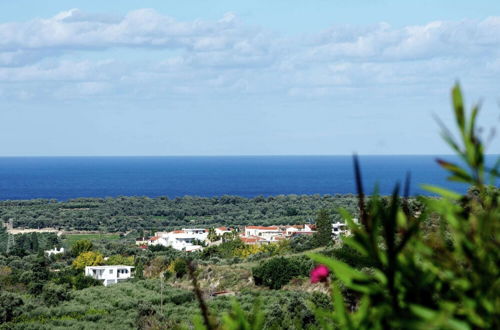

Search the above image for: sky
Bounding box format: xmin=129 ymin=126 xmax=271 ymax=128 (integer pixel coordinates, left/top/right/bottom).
xmin=0 ymin=1 xmax=499 ymax=156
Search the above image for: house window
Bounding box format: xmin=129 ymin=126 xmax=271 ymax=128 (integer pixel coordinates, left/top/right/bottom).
xmin=109 ymin=269 xmax=114 ymax=274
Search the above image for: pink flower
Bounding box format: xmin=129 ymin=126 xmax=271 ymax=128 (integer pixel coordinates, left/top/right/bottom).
xmin=310 ymin=264 xmax=330 ymax=283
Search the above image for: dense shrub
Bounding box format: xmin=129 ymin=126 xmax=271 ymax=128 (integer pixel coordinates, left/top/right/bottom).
xmin=41 ymin=283 xmax=72 ymax=306
xmin=0 ymin=291 xmax=24 ymax=323
xmin=323 ymin=244 xmax=374 ymax=269
xmin=253 ymin=256 xmax=313 ymax=289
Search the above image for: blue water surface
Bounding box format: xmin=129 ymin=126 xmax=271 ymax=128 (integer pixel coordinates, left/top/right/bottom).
xmin=0 ymin=156 xmax=497 ymax=201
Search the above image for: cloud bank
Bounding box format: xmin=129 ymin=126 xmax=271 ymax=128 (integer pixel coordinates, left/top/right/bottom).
xmin=0 ymin=9 xmax=499 ymax=102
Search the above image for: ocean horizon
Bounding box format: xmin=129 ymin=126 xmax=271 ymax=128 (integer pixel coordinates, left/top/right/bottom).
xmin=0 ymin=155 xmax=497 ymax=201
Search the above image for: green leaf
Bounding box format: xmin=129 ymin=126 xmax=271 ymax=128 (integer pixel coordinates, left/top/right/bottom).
xmin=436 ymin=159 xmax=472 ymax=183
xmin=421 ymin=184 xmax=461 ymax=200
xmin=308 ymin=253 xmax=372 ymax=293
xmin=452 ymin=83 xmax=465 ymax=131
xmin=331 ymin=281 xmax=353 ymax=329
xmin=410 ymin=305 xmax=470 ymax=330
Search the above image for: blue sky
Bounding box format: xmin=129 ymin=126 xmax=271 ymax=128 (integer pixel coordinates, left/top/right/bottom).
xmin=0 ymin=1 xmax=499 ymax=156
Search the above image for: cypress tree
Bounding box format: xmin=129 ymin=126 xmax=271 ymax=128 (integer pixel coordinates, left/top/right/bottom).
xmin=314 ymin=209 xmax=332 ymax=247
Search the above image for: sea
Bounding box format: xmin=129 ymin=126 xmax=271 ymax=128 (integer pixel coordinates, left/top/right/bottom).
xmin=0 ymin=155 xmax=497 ymax=201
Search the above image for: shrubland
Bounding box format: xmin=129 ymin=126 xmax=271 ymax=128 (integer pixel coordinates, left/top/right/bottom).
xmin=0 ymin=84 xmax=498 ymax=329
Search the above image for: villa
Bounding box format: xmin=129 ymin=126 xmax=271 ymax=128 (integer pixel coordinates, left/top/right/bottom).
xmin=84 ymin=265 xmax=134 ymax=286
xmin=244 ymin=226 xmax=281 ymax=238
xmin=153 ymin=228 xmax=208 ymax=251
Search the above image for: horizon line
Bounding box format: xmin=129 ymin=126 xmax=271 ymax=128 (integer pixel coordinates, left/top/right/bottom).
xmin=0 ymin=153 xmax=498 ymax=158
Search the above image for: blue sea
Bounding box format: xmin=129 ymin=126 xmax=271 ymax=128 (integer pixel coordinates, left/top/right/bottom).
xmin=0 ymin=156 xmax=497 ymax=201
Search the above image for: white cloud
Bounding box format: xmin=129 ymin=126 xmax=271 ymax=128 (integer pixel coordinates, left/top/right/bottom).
xmin=0 ymin=9 xmax=499 ymax=102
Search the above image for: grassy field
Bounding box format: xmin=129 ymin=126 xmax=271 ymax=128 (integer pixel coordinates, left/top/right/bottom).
xmin=63 ymin=233 xmax=121 ymax=247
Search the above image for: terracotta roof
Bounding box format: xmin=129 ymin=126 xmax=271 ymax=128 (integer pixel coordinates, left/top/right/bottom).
xmin=217 ymin=226 xmax=228 ymax=231
xmin=240 ymin=236 xmax=265 ymax=243
xmin=149 ymin=236 xmax=160 ymax=241
xmin=172 ymin=230 xmax=185 ymax=234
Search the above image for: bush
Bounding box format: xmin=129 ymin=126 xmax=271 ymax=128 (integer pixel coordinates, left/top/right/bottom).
xmin=253 ymin=256 xmax=311 ymax=289
xmin=0 ymin=291 xmax=24 ymax=323
xmin=41 ymin=283 xmax=72 ymax=306
xmin=169 ymin=258 xmax=188 ymax=278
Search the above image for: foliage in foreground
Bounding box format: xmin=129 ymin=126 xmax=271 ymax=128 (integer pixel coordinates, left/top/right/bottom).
xmin=194 ymin=85 xmax=499 ymax=330
xmin=307 ymin=84 xmax=499 ymax=329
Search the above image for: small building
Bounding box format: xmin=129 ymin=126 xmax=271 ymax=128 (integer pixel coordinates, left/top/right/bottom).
xmin=332 ymin=222 xmax=349 ymax=237
xmin=153 ymin=229 xmax=208 ymax=251
xmin=44 ymin=247 xmax=65 ymax=257
xmin=244 ymin=226 xmax=282 ymax=238
xmin=84 ymin=265 xmax=134 ymax=286
xmin=215 ymin=227 xmax=232 ymax=236
xmin=332 ymin=219 xmax=359 ymax=237
xmin=135 ymin=237 xmax=149 ymax=246
xmin=148 ymin=236 xmax=162 ymax=245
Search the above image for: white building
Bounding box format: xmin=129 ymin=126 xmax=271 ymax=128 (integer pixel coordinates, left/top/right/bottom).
xmin=332 ymin=222 xmax=349 ymax=237
xmin=154 ymin=228 xmax=208 ymax=251
xmin=215 ymin=227 xmax=232 ymax=236
xmin=285 ymin=224 xmax=316 ymax=237
xmin=44 ymin=247 xmax=65 ymax=257
xmin=332 ymin=219 xmax=358 ymax=237
xmin=85 ymin=265 xmax=134 ymax=286
xmin=135 ymin=237 xmax=148 ymax=246
xmin=244 ymin=226 xmax=281 ymax=238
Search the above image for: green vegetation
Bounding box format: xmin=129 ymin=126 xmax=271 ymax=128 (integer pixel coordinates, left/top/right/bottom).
xmin=64 ymin=234 xmax=121 ymax=248
xmin=253 ymin=256 xmax=313 ymax=289
xmin=313 ymin=209 xmax=333 ymax=247
xmin=0 ymin=84 xmax=498 ymax=329
xmin=0 ymin=194 xmax=360 ymax=231
xmin=306 ymin=84 xmax=499 ymax=329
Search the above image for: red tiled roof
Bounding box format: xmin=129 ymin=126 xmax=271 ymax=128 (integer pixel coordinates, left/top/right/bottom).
xmin=172 ymin=230 xmax=185 ymax=234
xmin=149 ymin=236 xmax=160 ymax=241
xmin=217 ymin=226 xmax=228 ymax=231
xmin=241 ymin=236 xmax=264 ymax=243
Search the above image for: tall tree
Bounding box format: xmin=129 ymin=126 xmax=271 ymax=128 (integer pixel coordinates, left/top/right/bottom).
xmin=314 ymin=209 xmax=332 ymax=247
xmin=30 ymin=232 xmax=39 ymax=252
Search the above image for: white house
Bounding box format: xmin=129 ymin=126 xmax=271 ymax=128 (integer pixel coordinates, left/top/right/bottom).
xmin=44 ymin=247 xmax=65 ymax=257
xmin=85 ymin=265 xmax=134 ymax=286
xmin=244 ymin=226 xmax=281 ymax=237
xmin=332 ymin=218 xmax=359 ymax=237
xmin=135 ymin=237 xmax=148 ymax=246
xmin=215 ymin=227 xmax=232 ymax=236
xmin=285 ymin=224 xmax=316 ymax=237
xmin=332 ymin=222 xmax=349 ymax=237
xmin=285 ymin=226 xmax=300 ymax=236
xmin=154 ymin=228 xmax=208 ymax=251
